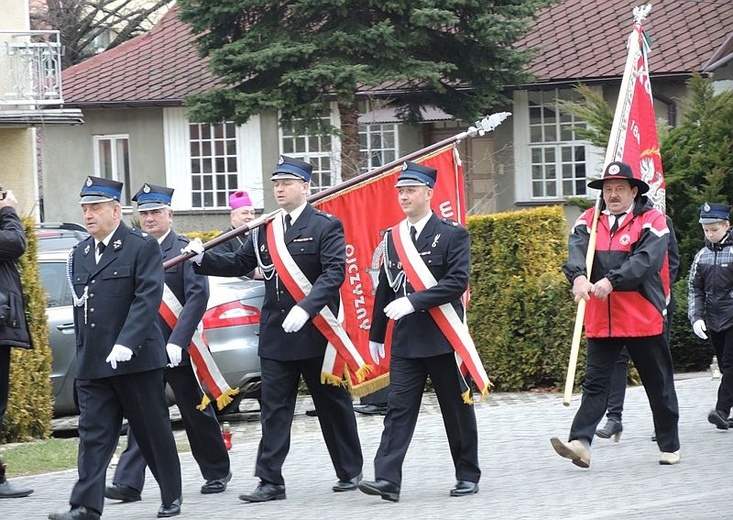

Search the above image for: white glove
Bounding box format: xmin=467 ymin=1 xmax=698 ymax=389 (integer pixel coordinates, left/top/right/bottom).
xmin=105 ymin=344 xmax=133 ymax=369
xmin=282 ymin=305 xmax=309 ymax=333
xmin=369 ymin=341 xmax=386 ymax=365
xmin=693 ymin=319 xmax=708 ymax=340
xmin=181 ymin=238 xmax=205 ymax=264
xmin=166 ymin=343 xmax=183 ymax=367
xmin=384 ymin=297 xmax=415 ymax=320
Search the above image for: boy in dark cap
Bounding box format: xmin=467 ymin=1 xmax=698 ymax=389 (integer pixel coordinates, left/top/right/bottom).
xmin=689 ymin=202 xmax=733 ymax=429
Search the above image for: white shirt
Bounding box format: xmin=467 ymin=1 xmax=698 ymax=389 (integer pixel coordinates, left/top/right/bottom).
xmin=285 ymin=201 xmax=308 ymax=228
xmin=406 ymin=211 xmax=433 ymax=241
xmin=95 ymin=225 xmax=119 ymax=263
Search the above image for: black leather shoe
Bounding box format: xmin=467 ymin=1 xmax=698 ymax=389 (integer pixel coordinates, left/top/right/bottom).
xmin=450 ymin=480 xmax=479 ymax=497
xmin=358 ymin=479 xmax=400 ymax=502
xmin=708 ymin=409 xmax=729 ymax=430
xmin=239 ymin=481 xmax=286 ymax=502
xmin=104 ymin=484 xmax=141 ymax=502
xmin=157 ymin=497 xmax=182 ymax=518
xmin=0 ymin=479 xmax=33 ymax=498
xmin=595 ymin=417 xmax=623 ymax=441
xmin=201 ymin=472 xmax=232 ymax=494
xmin=332 ymin=472 xmax=362 ymax=492
xmin=48 ymin=506 xmax=101 ymax=520
xmin=354 ymin=404 xmax=387 ymax=416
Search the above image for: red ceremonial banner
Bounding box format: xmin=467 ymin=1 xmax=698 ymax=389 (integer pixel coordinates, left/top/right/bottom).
xmin=314 ymin=145 xmax=464 ymax=395
xmin=611 ymin=21 xmax=665 ymax=214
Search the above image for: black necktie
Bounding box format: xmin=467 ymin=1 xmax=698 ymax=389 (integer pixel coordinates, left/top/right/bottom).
xmin=410 ymin=225 xmax=417 ymax=244
xmin=97 ymin=242 xmax=106 ymax=255
xmin=285 ymin=214 xmax=292 ymax=231
xmin=610 ymin=212 xmax=626 ymax=234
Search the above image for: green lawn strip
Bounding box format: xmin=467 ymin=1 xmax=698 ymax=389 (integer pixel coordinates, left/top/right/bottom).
xmin=1 ymin=438 xmax=191 ymax=477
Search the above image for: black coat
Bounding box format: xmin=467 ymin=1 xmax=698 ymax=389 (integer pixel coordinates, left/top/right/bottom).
xmin=0 ymin=206 xmax=31 ymax=349
xmin=71 ymin=222 xmax=168 ymax=379
xmin=159 ymin=231 xmax=209 ymax=366
xmin=196 ymin=204 xmax=345 ymax=360
xmin=369 ymin=212 xmax=470 ymax=358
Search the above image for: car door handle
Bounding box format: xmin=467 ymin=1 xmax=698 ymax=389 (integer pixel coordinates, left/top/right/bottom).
xmin=56 ymin=323 xmax=75 ymax=332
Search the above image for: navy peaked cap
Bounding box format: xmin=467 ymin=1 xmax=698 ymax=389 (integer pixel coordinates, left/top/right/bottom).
xmin=271 ymin=155 xmax=313 ymax=182
xmin=133 ymin=183 xmax=174 ymax=211
xmin=395 ymin=161 xmax=438 ymax=188
xmin=699 ymin=202 xmax=731 ymax=224
xmin=79 ymin=176 xmax=123 ymax=204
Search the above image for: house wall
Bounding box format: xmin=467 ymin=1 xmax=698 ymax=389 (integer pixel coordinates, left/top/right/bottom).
xmin=0 ymin=0 xmax=37 ymax=219
xmin=41 ymin=107 xmax=166 ymax=225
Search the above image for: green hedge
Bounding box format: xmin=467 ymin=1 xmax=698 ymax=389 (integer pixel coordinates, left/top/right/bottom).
xmin=467 ymin=206 xmax=586 ymax=391
xmin=4 ymin=217 xmax=52 ymax=443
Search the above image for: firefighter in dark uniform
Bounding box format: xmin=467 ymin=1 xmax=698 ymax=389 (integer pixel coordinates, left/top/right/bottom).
xmin=359 ymin=162 xmax=481 ymax=502
xmin=183 ymin=156 xmax=363 ymax=502
xmin=49 ymin=177 xmax=182 ymax=520
xmin=105 ymin=184 xmax=231 ymax=505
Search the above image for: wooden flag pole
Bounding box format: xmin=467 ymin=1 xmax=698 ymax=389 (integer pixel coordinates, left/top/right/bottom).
xmin=562 ymin=5 xmax=651 ymax=406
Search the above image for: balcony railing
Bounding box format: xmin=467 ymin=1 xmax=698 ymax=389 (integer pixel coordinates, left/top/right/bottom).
xmin=1 ymin=30 xmax=64 ymax=107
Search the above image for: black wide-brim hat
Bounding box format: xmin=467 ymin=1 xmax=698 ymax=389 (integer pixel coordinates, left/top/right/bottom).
xmin=587 ymin=161 xmax=649 ymax=194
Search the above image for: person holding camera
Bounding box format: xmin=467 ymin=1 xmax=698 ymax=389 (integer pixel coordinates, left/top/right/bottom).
xmin=0 ymin=188 xmax=34 ymax=498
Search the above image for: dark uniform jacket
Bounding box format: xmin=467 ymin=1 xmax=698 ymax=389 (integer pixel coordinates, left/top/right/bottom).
xmin=196 ymin=203 xmax=345 ymax=361
xmin=159 ymin=231 xmax=209 ymax=366
xmin=0 ymin=206 xmax=31 ymax=348
xmin=71 ymin=222 xmax=167 ymax=379
xmin=688 ymin=231 xmax=733 ymax=333
xmin=369 ymin=212 xmax=470 ymax=358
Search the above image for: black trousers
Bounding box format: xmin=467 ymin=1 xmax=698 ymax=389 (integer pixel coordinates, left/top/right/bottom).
xmin=112 ymin=365 xmax=230 ymax=491
xmin=569 ymin=335 xmax=680 ymax=453
xmin=709 ymin=327 xmax=733 ymax=415
xmin=374 ymin=353 xmax=481 ymax=487
xmin=71 ymin=369 xmax=181 ymax=513
xmin=606 ymin=300 xmax=675 ymax=420
xmin=256 ymin=356 xmax=362 ymax=486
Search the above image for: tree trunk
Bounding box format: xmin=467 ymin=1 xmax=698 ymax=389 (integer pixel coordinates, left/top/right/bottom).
xmin=338 ymin=99 xmax=361 ymax=180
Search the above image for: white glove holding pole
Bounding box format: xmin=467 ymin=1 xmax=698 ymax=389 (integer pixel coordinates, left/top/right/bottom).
xmin=105 ymin=344 xmax=133 ymax=369
xmin=369 ymin=341 xmax=386 ymax=365
xmin=166 ymin=343 xmax=183 ymax=367
xmin=282 ymin=305 xmax=309 ymax=333
xmin=384 ymin=297 xmax=415 ymax=320
xmin=693 ymin=319 xmax=708 ymax=340
xmin=181 ymin=238 xmax=205 ymax=264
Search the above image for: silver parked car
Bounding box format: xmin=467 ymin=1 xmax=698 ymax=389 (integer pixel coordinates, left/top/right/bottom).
xmin=37 ymin=249 xmax=263 ymax=416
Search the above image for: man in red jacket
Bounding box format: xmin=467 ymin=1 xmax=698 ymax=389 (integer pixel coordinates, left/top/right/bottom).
xmin=551 ymin=161 xmax=680 ymax=467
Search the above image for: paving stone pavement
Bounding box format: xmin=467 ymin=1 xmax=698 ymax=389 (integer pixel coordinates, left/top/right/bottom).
xmin=5 ymin=373 xmax=732 ymax=520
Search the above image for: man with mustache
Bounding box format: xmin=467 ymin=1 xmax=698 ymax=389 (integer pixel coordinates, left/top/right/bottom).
xmin=551 ymin=161 xmax=680 ymax=468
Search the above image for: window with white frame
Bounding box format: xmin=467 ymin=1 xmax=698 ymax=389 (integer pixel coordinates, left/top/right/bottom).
xmin=280 ymin=116 xmax=336 ymax=193
xmin=189 ymin=122 xmax=239 ymax=208
xmin=359 ymin=122 xmax=398 ymax=172
xmin=515 ymin=88 xmax=601 ymax=201
xmin=94 ymin=135 xmax=131 ymax=205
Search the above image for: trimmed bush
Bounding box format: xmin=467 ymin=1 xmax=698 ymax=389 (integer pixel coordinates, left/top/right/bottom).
xmin=3 ymin=217 xmax=52 ymax=442
xmin=467 ymin=206 xmax=586 ymax=391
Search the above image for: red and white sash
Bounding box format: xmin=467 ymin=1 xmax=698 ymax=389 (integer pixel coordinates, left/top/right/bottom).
xmin=159 ymin=285 xmax=240 ymax=411
xmin=265 ymin=214 xmax=370 ymax=385
xmin=392 ymin=220 xmax=490 ymax=399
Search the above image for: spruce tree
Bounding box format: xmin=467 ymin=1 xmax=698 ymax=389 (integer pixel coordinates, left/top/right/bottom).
xmin=177 ymin=0 xmax=556 ymax=178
